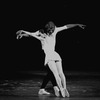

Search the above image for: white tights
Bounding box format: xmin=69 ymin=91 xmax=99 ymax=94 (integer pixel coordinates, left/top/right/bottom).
xmin=48 ymin=60 xmax=66 ymax=91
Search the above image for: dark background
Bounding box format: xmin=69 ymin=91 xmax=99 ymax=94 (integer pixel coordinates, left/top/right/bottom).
xmin=1 ymin=0 xmax=99 ymax=75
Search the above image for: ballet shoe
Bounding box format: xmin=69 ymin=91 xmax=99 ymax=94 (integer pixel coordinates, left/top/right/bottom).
xmin=38 ymin=89 xmax=50 ymax=95
xmin=64 ymin=88 xmax=70 ymax=97
xmin=54 ymin=86 xmax=60 ymax=97
xmin=60 ymin=88 xmax=65 ymax=97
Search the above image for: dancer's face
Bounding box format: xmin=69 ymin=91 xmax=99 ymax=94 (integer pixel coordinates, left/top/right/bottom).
xmin=45 ymin=21 xmax=55 ymax=36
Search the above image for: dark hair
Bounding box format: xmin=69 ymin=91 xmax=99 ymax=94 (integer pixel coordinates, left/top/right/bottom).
xmin=45 ymin=21 xmax=55 ymax=35
xmin=39 ymin=29 xmax=44 ymax=34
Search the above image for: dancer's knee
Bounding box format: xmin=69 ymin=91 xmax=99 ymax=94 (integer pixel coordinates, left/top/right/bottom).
xmin=59 ymin=72 xmax=65 ymax=80
xmin=58 ymin=71 xmax=63 ymax=76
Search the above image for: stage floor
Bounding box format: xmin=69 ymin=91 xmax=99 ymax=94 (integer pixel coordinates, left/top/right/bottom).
xmin=0 ymin=96 xmax=100 ymax=100
xmin=0 ymin=71 xmax=100 ymax=100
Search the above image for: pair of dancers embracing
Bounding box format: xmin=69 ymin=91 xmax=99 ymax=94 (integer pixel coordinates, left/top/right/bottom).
xmin=16 ymin=21 xmax=85 ymax=97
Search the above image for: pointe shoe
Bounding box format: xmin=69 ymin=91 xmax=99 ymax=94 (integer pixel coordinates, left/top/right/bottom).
xmin=64 ymin=89 xmax=70 ymax=97
xmin=60 ymin=88 xmax=65 ymax=97
xmin=54 ymin=86 xmax=60 ymax=97
xmin=38 ymin=89 xmax=50 ymax=95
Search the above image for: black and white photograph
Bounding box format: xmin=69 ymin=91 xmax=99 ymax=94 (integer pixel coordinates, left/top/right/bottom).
xmin=0 ymin=0 xmax=99 ymax=100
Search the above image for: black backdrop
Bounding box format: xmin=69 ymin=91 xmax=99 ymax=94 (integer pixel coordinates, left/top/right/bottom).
xmin=1 ymin=0 xmax=99 ymax=73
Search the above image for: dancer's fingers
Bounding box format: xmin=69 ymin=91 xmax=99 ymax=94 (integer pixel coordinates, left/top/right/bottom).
xmin=16 ymin=30 xmax=20 ymax=35
xmin=16 ymin=34 xmax=22 ymax=39
xmin=16 ymin=35 xmax=20 ymax=39
xmin=16 ymin=30 xmax=23 ymax=35
xmin=81 ymin=25 xmax=86 ymax=29
xmin=79 ymin=24 xmax=86 ymax=29
xmin=16 ymin=35 xmax=19 ymax=39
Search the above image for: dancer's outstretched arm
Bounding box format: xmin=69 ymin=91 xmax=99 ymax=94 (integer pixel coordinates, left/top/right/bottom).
xmin=56 ymin=24 xmax=86 ymax=33
xmin=66 ymin=24 xmax=86 ymax=29
xmin=16 ymin=30 xmax=43 ymax=40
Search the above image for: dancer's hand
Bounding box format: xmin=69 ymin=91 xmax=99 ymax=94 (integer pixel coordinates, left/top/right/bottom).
xmin=77 ymin=24 xmax=86 ymax=29
xmin=16 ymin=30 xmax=23 ymax=39
xmin=16 ymin=30 xmax=29 ymax=39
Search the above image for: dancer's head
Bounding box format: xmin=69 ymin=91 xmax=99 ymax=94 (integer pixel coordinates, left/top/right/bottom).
xmin=45 ymin=21 xmax=56 ymax=36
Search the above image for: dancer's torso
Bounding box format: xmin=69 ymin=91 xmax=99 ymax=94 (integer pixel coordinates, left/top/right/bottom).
xmin=41 ymin=35 xmax=56 ymax=54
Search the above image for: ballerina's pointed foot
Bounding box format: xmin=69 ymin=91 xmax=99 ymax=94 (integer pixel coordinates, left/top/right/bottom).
xmin=60 ymin=88 xmax=65 ymax=97
xmin=64 ymin=88 xmax=70 ymax=97
xmin=54 ymin=86 xmax=60 ymax=97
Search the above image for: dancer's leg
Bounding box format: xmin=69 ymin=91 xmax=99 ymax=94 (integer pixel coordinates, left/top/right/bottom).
xmin=48 ymin=61 xmax=65 ymax=97
xmin=39 ymin=65 xmax=59 ymax=96
xmin=56 ymin=61 xmax=66 ymax=89
xmin=46 ymin=67 xmax=60 ymax=97
xmin=56 ymin=61 xmax=70 ymax=97
xmin=39 ymin=67 xmax=51 ymax=95
xmin=47 ymin=67 xmax=60 ymax=97
xmin=40 ymin=66 xmax=57 ymax=88
xmin=40 ymin=68 xmax=51 ymax=89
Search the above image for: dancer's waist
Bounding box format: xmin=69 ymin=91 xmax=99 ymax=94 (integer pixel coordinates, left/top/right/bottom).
xmin=44 ymin=49 xmax=55 ymax=54
xmin=42 ymin=47 xmax=55 ymax=52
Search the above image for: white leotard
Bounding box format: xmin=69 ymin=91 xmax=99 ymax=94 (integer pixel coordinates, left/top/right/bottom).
xmin=41 ymin=27 xmax=63 ymax=65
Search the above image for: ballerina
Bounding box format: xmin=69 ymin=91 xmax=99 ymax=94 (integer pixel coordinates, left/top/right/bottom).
xmin=16 ymin=22 xmax=85 ymax=97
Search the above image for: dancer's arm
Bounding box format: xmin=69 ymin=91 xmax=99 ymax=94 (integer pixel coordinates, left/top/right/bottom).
xmin=66 ymin=24 xmax=86 ymax=29
xmin=55 ymin=24 xmax=86 ymax=33
xmin=16 ymin=30 xmax=43 ymax=40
